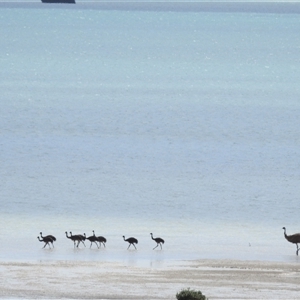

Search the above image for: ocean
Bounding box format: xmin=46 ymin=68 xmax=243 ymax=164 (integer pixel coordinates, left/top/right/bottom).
xmin=1 ymin=0 xmax=300 ymax=266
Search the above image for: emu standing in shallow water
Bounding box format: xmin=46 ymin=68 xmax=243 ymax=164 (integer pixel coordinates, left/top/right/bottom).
xmin=40 ymin=232 xmax=56 ymax=246
xmin=65 ymin=231 xmax=85 ymax=248
xmin=77 ymin=233 xmax=86 ymax=247
xmin=150 ymin=233 xmax=164 ymax=250
xmin=123 ymin=236 xmax=138 ymax=249
xmin=282 ymin=227 xmax=300 ymax=255
xmin=86 ymin=231 xmax=99 ymax=248
xmin=37 ymin=236 xmax=54 ymax=248
xmin=93 ymin=230 xmax=107 ymax=248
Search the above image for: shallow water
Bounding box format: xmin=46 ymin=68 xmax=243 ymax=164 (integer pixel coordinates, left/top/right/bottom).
xmin=0 ymin=2 xmax=300 ymax=265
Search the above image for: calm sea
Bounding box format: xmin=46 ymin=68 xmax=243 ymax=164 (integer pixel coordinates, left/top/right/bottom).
xmin=1 ymin=1 xmax=300 ymax=266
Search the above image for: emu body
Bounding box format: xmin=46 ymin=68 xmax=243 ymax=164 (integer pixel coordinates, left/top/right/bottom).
xmin=37 ymin=236 xmax=54 ymax=248
xmin=283 ymin=227 xmax=300 ymax=255
xmin=123 ymin=236 xmax=138 ymax=250
xmin=150 ymin=233 xmax=164 ymax=250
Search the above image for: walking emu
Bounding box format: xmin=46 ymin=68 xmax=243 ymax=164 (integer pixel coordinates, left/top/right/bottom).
xmin=150 ymin=233 xmax=164 ymax=250
xmin=40 ymin=232 xmax=56 ymax=245
xmin=86 ymin=231 xmax=99 ymax=248
xmin=77 ymin=233 xmax=86 ymax=247
xmin=93 ymin=230 xmax=107 ymax=248
xmin=123 ymin=236 xmax=138 ymax=249
xmin=65 ymin=231 xmax=85 ymax=248
xmin=37 ymin=236 xmax=54 ymax=248
xmin=282 ymin=227 xmax=300 ymax=255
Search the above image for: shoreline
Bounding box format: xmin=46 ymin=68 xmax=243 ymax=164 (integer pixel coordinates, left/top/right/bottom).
xmin=1 ymin=258 xmax=300 ymax=299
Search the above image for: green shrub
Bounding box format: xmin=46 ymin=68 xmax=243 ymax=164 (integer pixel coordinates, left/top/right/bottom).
xmin=176 ymin=288 xmax=208 ymax=300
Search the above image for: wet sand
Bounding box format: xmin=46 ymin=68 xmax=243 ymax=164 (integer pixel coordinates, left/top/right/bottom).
xmin=1 ymin=259 xmax=300 ymax=299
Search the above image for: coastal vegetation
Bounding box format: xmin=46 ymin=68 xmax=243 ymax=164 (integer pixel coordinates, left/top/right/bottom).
xmin=176 ymin=288 xmax=208 ymax=300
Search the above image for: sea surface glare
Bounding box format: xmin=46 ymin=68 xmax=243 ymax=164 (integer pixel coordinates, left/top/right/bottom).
xmin=1 ymin=1 xmax=300 ymax=265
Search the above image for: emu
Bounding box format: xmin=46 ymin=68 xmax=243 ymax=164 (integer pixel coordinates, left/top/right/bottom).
xmin=282 ymin=227 xmax=300 ymax=255
xmin=86 ymin=231 xmax=99 ymax=248
xmin=79 ymin=233 xmax=87 ymax=245
xmin=97 ymin=236 xmax=107 ymax=248
xmin=93 ymin=230 xmax=107 ymax=248
xmin=40 ymin=232 xmax=56 ymax=246
xmin=37 ymin=236 xmax=54 ymax=248
xmin=123 ymin=236 xmax=138 ymax=250
xmin=150 ymin=233 xmax=164 ymax=250
xmin=65 ymin=231 xmax=85 ymax=248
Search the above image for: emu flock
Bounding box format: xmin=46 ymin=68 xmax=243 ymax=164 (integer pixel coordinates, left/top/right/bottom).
xmin=38 ymin=228 xmax=300 ymax=255
xmin=37 ymin=231 xmax=165 ymax=250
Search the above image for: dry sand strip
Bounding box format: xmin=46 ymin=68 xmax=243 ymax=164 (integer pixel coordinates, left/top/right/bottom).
xmin=0 ymin=259 xmax=300 ymax=299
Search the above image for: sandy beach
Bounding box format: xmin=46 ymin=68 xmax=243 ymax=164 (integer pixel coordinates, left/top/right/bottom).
xmin=1 ymin=259 xmax=300 ymax=299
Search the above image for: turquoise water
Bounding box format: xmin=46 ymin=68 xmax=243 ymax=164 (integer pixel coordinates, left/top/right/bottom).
xmin=1 ymin=2 xmax=300 ymax=264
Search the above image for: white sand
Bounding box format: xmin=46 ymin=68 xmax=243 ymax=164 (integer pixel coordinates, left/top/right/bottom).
xmin=1 ymin=259 xmax=300 ymax=299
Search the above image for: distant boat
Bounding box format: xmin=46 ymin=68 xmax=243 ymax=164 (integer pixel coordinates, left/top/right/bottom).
xmin=41 ymin=0 xmax=76 ymax=3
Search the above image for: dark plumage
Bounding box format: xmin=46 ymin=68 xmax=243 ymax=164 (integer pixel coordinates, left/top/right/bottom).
xmin=37 ymin=236 xmax=54 ymax=248
xmin=282 ymin=227 xmax=300 ymax=255
xmin=97 ymin=236 xmax=107 ymax=247
xmin=40 ymin=232 xmax=56 ymax=243
xmin=86 ymin=231 xmax=99 ymax=248
xmin=93 ymin=230 xmax=107 ymax=248
xmin=150 ymin=233 xmax=165 ymax=250
xmin=65 ymin=231 xmax=78 ymax=247
xmin=65 ymin=231 xmax=85 ymax=248
xmin=77 ymin=233 xmax=86 ymax=247
xmin=123 ymin=235 xmax=138 ymax=250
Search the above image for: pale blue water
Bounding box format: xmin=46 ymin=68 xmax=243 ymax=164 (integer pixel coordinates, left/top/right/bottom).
xmin=1 ymin=1 xmax=300 ymax=265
